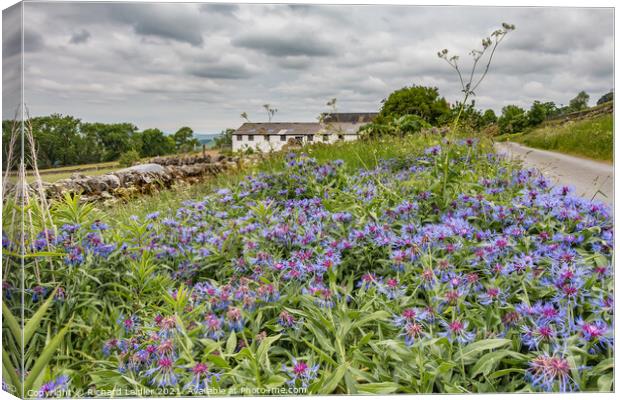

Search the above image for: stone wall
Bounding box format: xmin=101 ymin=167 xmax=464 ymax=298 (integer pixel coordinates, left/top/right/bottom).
xmin=32 ymin=154 xmax=259 ymax=204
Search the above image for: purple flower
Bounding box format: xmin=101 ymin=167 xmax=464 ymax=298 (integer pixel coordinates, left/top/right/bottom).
xmin=284 ymin=358 xmax=319 ymax=388
xmin=226 ymin=307 xmax=245 ymax=332
xmin=145 ymin=357 xmax=178 ymax=387
xmin=378 ymin=278 xmax=406 ymax=300
xmin=526 ymin=353 xmax=576 ymax=392
xmin=184 ymin=362 xmax=215 ymax=392
xmin=440 ymin=319 xmax=475 ymax=344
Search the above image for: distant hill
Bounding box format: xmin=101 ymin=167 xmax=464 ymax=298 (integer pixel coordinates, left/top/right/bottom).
xmin=194 ymin=133 xmax=220 ymax=146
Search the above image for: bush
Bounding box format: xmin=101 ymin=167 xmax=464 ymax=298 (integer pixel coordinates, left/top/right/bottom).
xmin=377 ymin=85 xmax=450 ymax=126
xmin=360 ymin=115 xmax=431 ymax=139
xmin=498 ymin=105 xmax=528 ymax=134
xmin=118 ymin=149 xmax=141 ymax=167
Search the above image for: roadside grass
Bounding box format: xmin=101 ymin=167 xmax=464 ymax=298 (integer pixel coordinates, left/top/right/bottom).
xmin=501 ymin=114 xmax=613 ymax=162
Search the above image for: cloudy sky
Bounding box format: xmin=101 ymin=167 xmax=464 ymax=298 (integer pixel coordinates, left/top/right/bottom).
xmin=2 ymin=2 xmax=614 ymax=133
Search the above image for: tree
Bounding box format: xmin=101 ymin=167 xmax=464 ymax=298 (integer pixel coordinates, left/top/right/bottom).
xmin=498 ymin=105 xmax=528 ymax=134
xmin=568 ymin=91 xmax=590 ymax=112
xmin=481 ymin=109 xmax=497 ymax=126
xmin=139 ymin=128 xmax=176 ymax=157
xmin=527 ymin=101 xmax=557 ymax=126
xmin=597 ymin=91 xmax=613 ymax=105
xmin=80 ymin=122 xmax=136 ymax=161
xmin=214 ymin=128 xmax=235 ymax=149
xmin=377 ymin=85 xmax=450 ymax=126
xmin=440 ymin=100 xmax=483 ymax=129
xmin=29 ymin=114 xmax=82 ymax=168
xmin=173 ymin=126 xmax=199 ymax=153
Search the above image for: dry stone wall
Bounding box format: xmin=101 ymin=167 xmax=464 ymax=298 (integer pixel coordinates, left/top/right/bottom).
xmin=32 ymin=154 xmax=261 ymax=204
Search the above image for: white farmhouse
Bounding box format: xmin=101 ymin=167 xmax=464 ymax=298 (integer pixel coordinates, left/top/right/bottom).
xmin=232 ymin=113 xmax=377 ymax=153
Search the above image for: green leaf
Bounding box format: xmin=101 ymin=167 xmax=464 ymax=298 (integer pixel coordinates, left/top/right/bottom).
xmin=24 ymin=287 xmax=59 ymax=347
xmin=2 ymin=349 xmax=21 ymax=393
xmin=349 ymin=310 xmax=389 ymax=332
xmin=256 ymin=334 xmax=281 ymax=367
xmin=226 ymin=331 xmax=237 ymax=355
xmin=592 ymin=358 xmax=614 ymax=374
xmin=23 ymin=321 xmax=71 ymax=394
xmin=471 ymin=350 xmax=515 ymax=378
xmin=356 ymin=382 xmax=401 ymax=394
xmin=597 ymin=373 xmax=613 ymax=392
xmin=264 ymin=375 xmax=287 ymax=389
xmin=206 ymin=354 xmax=230 ymax=369
xmin=319 ymin=362 xmax=348 ymax=394
xmin=301 ymin=338 xmax=338 ymax=368
xmin=455 ymin=338 xmax=512 ymax=365
xmin=2 ymin=301 xmax=21 ymax=346
xmin=488 ymin=368 xmax=524 ymax=379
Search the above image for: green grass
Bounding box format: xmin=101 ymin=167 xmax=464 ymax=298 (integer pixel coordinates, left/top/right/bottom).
xmin=25 ymin=167 xmax=120 ymax=183
xmin=106 ymin=133 xmax=492 ymax=221
xmin=510 ymin=114 xmax=613 ymax=162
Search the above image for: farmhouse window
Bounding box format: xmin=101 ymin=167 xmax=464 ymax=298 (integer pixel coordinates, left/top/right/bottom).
xmin=236 ymin=135 xmax=242 ymax=141
xmin=322 ymin=134 xmax=329 ymax=141
xmin=265 ymin=135 xmax=270 ymax=142
xmin=280 ymin=135 xmax=286 ymax=141
xmin=338 ymin=134 xmax=344 ymax=140
xmin=248 ymin=135 xmax=254 ymax=141
xmin=308 ymin=135 xmax=314 ymax=141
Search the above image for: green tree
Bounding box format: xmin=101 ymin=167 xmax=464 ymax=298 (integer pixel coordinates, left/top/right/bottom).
xmin=481 ymin=109 xmax=497 ymax=126
xmin=139 ymin=129 xmax=176 ymax=157
xmin=568 ymin=91 xmax=590 ymax=112
xmin=527 ymin=101 xmax=557 ymax=126
xmin=597 ymin=91 xmax=613 ymax=105
xmin=118 ymin=149 xmax=141 ymax=167
xmin=29 ymin=114 xmax=82 ymax=168
xmin=440 ymin=100 xmax=483 ymax=129
xmin=214 ymin=128 xmax=235 ymax=149
xmin=80 ymin=122 xmax=137 ymax=161
xmin=377 ymin=85 xmax=450 ymax=126
xmin=498 ymin=105 xmax=528 ymax=134
xmin=173 ymin=126 xmax=199 ymax=153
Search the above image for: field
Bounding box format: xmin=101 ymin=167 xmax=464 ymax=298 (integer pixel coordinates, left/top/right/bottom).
xmin=498 ymin=114 xmax=613 ymax=162
xmin=6 ymin=149 xmax=222 ymax=184
xmin=2 ymin=133 xmax=614 ymax=396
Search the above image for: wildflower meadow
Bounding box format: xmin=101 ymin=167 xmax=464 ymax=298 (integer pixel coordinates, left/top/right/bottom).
xmin=1 ymin=133 xmax=614 ymax=396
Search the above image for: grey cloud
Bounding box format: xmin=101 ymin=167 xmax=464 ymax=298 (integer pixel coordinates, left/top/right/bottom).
xmin=110 ymin=4 xmax=205 ymax=46
xmin=232 ymin=31 xmax=334 ymax=57
xmin=186 ymin=63 xmax=255 ymax=80
xmin=199 ymin=3 xmax=239 ymax=16
xmin=69 ymin=29 xmax=91 ymax=44
xmin=13 ymin=3 xmax=615 ymax=134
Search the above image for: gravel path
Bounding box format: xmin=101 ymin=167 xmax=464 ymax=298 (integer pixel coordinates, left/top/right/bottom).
xmin=494 ymin=141 xmax=614 ymax=207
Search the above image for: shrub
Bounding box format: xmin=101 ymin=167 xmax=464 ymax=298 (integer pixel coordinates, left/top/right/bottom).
xmin=377 ymin=85 xmax=450 ymax=126
xmin=117 ymin=149 xmax=141 ymax=167
xmin=498 ymin=105 xmax=528 ymax=134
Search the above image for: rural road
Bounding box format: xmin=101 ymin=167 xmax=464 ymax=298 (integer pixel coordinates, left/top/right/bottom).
xmin=494 ymin=142 xmax=614 ymax=208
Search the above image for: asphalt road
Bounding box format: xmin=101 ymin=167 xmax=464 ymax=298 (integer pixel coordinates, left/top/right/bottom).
xmin=494 ymin=141 xmax=614 ymax=207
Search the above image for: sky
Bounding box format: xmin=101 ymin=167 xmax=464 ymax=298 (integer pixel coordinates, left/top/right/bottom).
xmin=2 ymin=2 xmax=614 ymax=134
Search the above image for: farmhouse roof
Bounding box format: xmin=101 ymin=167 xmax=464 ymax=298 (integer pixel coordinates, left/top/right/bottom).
xmin=234 ymin=122 xmax=321 ymax=136
xmin=321 ymin=112 xmax=378 ymax=123
xmin=234 ymin=122 xmax=364 ymax=136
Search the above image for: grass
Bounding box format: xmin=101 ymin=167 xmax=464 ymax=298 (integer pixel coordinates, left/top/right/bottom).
xmin=16 ymin=149 xmax=222 ymax=184
xmin=107 ymin=134 xmax=491 ymax=221
xmin=503 ymin=114 xmax=613 ymax=162
xmin=25 ymin=167 xmax=120 ymax=183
